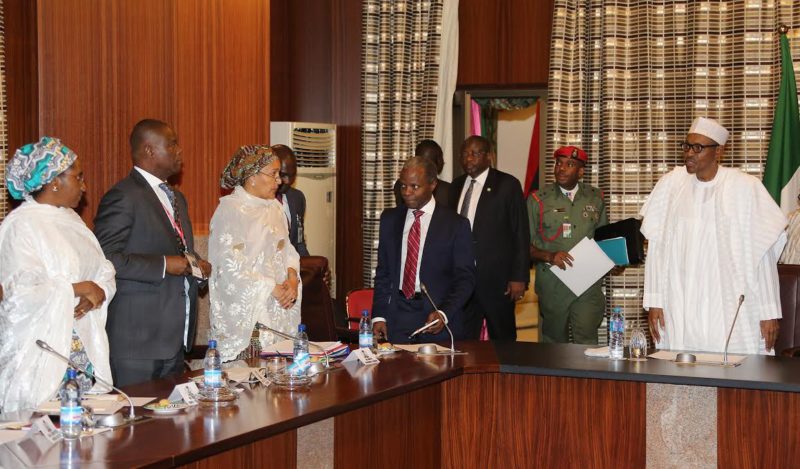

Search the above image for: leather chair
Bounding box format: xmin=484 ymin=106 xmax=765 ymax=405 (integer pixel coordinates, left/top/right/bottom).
xmin=299 ymin=256 xmax=357 ymax=344
xmin=777 ymin=264 xmax=800 ymax=357
xmin=345 ymin=288 xmax=374 ymax=331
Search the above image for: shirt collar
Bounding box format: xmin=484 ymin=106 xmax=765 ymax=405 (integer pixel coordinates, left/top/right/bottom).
xmin=408 ymin=196 xmax=436 ymax=217
xmin=559 ymin=183 xmax=580 ymax=198
xmin=472 ymin=167 xmax=490 ymax=185
xmin=134 ymin=166 xmax=167 ymax=188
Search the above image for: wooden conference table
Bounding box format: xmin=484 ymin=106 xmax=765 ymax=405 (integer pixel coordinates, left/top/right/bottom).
xmin=1 ymin=341 xmax=798 ymax=467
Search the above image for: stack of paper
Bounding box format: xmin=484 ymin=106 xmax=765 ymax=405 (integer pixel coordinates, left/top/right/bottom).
xmin=550 ymin=237 xmax=615 ymax=296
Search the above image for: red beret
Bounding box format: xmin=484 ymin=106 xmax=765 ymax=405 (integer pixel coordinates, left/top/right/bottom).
xmin=553 ymin=146 xmax=588 ymax=163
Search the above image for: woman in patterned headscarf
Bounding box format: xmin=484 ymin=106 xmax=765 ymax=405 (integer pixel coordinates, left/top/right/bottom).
xmin=0 ymin=137 xmax=116 ymax=413
xmin=208 ymin=145 xmax=302 ymax=361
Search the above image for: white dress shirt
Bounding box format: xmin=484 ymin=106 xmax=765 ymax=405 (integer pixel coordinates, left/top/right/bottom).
xmin=457 ymin=167 xmax=489 ymax=228
xmin=560 ymin=185 xmax=579 ymax=201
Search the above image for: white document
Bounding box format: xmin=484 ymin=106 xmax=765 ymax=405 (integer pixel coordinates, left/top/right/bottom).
xmin=342 ymin=348 xmax=380 ymax=365
xmin=648 ymin=350 xmax=747 ymax=365
xmin=261 ymin=340 xmax=343 ymax=356
xmin=549 ymin=237 xmax=614 ymax=296
xmin=584 ymin=346 xmax=610 ymax=358
xmin=38 ymin=399 xmax=124 ymax=416
xmin=168 ymin=382 xmax=200 ymax=405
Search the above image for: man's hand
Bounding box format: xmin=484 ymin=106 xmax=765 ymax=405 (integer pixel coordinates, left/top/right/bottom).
xmin=165 ymin=255 xmax=191 ymax=276
xmin=505 ymin=281 xmax=526 ymax=301
xmin=760 ymin=319 xmax=779 ymax=353
xmin=648 ymin=308 xmax=665 ymax=343
xmin=424 ymin=310 xmax=446 ymax=334
xmin=197 ymin=259 xmax=212 ymax=279
xmin=373 ymin=321 xmax=388 ymax=341
xmin=73 ymin=281 xmax=106 ymax=319
xmin=550 ymin=251 xmax=574 ymax=270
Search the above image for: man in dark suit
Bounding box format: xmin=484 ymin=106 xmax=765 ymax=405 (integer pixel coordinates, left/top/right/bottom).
xmin=393 ymin=139 xmax=451 ymax=208
xmin=272 ymin=144 xmax=310 ymax=256
xmin=372 ymin=157 xmax=475 ymax=344
xmin=450 ymin=135 xmax=530 ymax=340
xmin=94 ymin=119 xmax=211 ymax=387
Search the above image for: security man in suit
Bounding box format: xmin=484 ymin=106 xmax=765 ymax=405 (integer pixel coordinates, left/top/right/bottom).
xmin=450 ymin=136 xmax=530 ymax=340
xmin=94 ymin=119 xmax=211 ymax=387
xmin=272 ymin=144 xmax=310 ymax=256
xmin=372 ymin=157 xmax=475 ymax=344
xmin=393 ymin=139 xmax=451 ymax=208
xmin=527 ymin=146 xmax=608 ymax=344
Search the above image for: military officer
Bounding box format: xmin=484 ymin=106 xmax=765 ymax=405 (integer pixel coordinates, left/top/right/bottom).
xmin=527 ymin=146 xmax=608 ymax=344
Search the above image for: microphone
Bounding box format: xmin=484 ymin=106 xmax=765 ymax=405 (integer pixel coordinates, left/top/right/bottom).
xmin=36 ymin=339 xmax=136 ymax=426
xmin=254 ymin=323 xmax=331 ymax=368
xmin=722 ymin=295 xmax=745 ymax=366
xmin=420 ymin=283 xmax=456 ymax=353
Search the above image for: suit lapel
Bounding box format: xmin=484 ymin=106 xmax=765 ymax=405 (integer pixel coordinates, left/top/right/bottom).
xmin=473 ymin=168 xmax=497 ymax=226
xmin=129 ymin=169 xmax=182 ymax=245
xmin=419 ymin=205 xmax=442 ymax=282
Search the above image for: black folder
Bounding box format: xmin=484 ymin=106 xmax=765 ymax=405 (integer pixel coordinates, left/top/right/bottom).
xmin=594 ymin=218 xmax=645 ymax=265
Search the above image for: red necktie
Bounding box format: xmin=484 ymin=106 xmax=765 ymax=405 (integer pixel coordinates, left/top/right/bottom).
xmin=401 ymin=210 xmax=424 ymax=299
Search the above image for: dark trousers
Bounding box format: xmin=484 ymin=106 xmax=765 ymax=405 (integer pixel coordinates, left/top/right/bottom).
xmin=463 ymin=293 xmax=517 ymax=341
xmin=110 ymin=348 xmax=185 ymax=388
xmin=387 ymin=292 xmax=451 ymax=345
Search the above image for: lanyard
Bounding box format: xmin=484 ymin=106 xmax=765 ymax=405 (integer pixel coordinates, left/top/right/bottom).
xmin=159 ymin=201 xmax=187 ymax=247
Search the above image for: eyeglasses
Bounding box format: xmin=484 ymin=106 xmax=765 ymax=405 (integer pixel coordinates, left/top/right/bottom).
xmin=680 ymin=142 xmax=719 ymax=154
xmin=259 ymin=169 xmax=280 ymax=178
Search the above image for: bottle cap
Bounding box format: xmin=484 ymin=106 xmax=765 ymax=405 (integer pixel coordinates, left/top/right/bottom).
xmin=362 ymin=309 xmax=369 ymax=317
xmin=67 ymin=368 xmax=77 ymax=379
xmin=208 ymin=339 xmax=217 ymax=348
xmin=298 ymin=324 xmax=306 ymax=332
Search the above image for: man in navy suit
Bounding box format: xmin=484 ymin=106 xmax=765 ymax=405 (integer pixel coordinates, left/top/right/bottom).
xmin=450 ymin=135 xmax=530 ymax=340
xmin=94 ymin=119 xmax=211 ymax=387
xmin=372 ymin=157 xmax=476 ymax=344
xmin=272 ymin=144 xmax=310 ymax=256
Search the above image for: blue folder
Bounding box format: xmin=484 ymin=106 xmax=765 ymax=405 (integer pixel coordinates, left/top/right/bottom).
xmin=597 ymin=237 xmax=629 ymax=266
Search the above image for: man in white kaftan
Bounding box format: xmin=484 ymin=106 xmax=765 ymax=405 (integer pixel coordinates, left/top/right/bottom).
xmin=641 ymin=117 xmax=786 ymax=355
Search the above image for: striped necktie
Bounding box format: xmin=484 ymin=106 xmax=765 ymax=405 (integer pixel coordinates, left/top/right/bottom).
xmin=460 ymin=179 xmax=476 ymax=217
xmin=401 ymin=210 xmax=424 ymax=299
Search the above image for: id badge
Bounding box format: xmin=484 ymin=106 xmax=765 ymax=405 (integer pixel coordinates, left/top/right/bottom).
xmin=562 ymin=222 xmax=572 ymax=239
xmin=184 ymin=252 xmax=204 ymax=279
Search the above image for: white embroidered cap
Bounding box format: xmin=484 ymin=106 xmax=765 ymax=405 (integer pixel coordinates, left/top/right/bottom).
xmin=688 ymin=117 xmax=729 ymax=145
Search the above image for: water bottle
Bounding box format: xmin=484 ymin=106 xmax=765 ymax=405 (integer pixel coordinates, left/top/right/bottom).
xmin=60 ymin=368 xmax=82 ymax=439
xmin=609 ymin=306 xmax=625 ymax=359
xmin=358 ymin=310 xmax=373 ymax=349
xmin=204 ymin=339 xmax=222 ymax=388
xmin=292 ymin=324 xmax=310 ymax=376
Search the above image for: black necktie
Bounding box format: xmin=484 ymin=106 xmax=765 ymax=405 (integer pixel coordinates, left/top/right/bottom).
xmin=460 ymin=179 xmax=476 ymax=217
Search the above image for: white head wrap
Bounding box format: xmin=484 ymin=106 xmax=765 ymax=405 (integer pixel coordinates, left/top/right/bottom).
xmin=688 ymin=117 xmax=729 ymax=145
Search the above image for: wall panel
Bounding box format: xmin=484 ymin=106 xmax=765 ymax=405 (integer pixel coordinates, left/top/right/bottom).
xmin=34 ymin=0 xmax=270 ymax=233
xmin=458 ymin=0 xmax=554 ymax=87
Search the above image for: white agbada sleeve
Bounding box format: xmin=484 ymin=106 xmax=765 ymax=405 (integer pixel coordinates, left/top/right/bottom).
xmin=209 ymin=187 xmax=302 ymax=362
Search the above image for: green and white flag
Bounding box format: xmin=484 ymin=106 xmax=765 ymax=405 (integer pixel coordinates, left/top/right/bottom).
xmin=763 ymin=33 xmax=800 ymax=216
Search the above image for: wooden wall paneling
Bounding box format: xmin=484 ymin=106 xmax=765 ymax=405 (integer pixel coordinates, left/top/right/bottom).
xmin=34 ymin=0 xmax=269 ymax=232
xmin=506 ymin=0 xmax=554 ymax=86
xmin=178 ymin=430 xmax=297 ymax=469
xmin=457 ymin=0 xmax=505 ymax=87
xmin=4 ymin=0 xmax=39 ymax=156
xmin=286 ymin=0 xmax=332 ymax=123
xmin=173 ymin=0 xmax=271 ymax=234
xmin=269 ymin=0 xmax=291 ymax=121
xmin=718 ymin=388 xmax=800 ymax=468
xmin=333 ymin=384 xmax=441 ymax=468
xmin=331 ymin=0 xmax=362 ymax=298
xmin=440 ymin=373 xmax=500 ymax=468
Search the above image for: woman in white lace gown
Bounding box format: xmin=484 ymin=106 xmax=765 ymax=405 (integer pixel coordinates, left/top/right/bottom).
xmin=209 ymin=145 xmax=302 ymax=361
xmin=0 ymin=137 xmax=116 ymax=413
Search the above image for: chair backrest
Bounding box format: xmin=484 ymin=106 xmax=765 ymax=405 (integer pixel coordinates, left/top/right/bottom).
xmin=346 ymin=288 xmax=374 ymax=331
xmin=299 ymin=256 xmax=337 ymax=341
xmin=776 ymin=263 xmax=800 ymax=355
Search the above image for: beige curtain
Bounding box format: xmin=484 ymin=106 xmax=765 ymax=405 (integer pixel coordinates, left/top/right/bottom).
xmin=361 ymin=0 xmax=445 ymax=285
xmin=547 ymin=1 xmax=800 ymax=342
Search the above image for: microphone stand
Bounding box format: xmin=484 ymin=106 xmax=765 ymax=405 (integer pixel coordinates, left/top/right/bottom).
xmin=36 ymin=339 xmax=137 ymax=426
xmin=722 ymin=295 xmax=745 ymax=367
xmin=255 ymin=323 xmax=331 ymax=368
xmin=420 ymin=283 xmax=457 ymax=353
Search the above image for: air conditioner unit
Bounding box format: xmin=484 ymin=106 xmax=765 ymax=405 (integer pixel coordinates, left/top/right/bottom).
xmin=270 ymin=122 xmax=337 ymax=296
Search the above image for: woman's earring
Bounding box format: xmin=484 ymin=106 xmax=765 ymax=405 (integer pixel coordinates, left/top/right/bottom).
xmin=52 ymin=186 xmax=59 ymax=192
